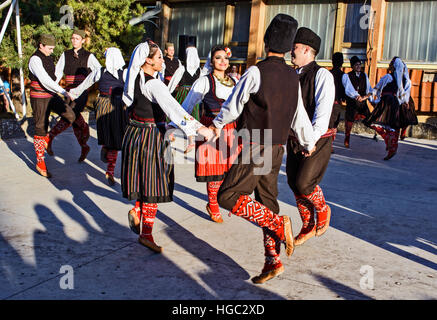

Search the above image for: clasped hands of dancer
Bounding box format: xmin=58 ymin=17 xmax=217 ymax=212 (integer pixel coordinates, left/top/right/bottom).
xmin=57 ymin=90 xmax=74 ymax=101
xmin=165 ymin=124 xmax=316 ymax=157
xmin=207 ymin=124 xmax=316 ymax=157
xmin=355 ymin=93 xmax=372 ymax=103
xmin=166 ymin=123 xmax=214 ymax=142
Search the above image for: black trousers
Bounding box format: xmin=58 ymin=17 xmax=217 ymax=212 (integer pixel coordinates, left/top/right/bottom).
xmin=72 ymin=91 xmax=89 ymax=116
xmin=30 ymin=95 xmax=75 ymax=136
xmin=286 ymin=136 xmax=332 ymax=196
xmin=218 ymin=144 xmax=284 ymax=214
xmin=345 ymin=100 xmax=370 ymax=122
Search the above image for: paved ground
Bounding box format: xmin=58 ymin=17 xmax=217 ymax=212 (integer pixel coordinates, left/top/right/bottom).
xmin=0 ymin=123 xmax=436 ymax=300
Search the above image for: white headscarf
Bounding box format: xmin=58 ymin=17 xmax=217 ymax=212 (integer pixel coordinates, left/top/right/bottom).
xmin=392 ymin=57 xmax=410 ymax=104
xmin=201 ymin=51 xmax=212 ymax=75
xmin=185 ymin=46 xmax=200 ymax=76
xmin=104 ymin=47 xmax=125 ymax=80
xmin=123 ymin=42 xmax=150 ymax=106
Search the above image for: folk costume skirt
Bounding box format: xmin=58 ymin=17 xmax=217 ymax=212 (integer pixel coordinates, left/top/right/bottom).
xmin=399 ymin=97 xmax=418 ymax=128
xmin=195 ymin=115 xmax=242 ymax=182
xmin=121 ymin=119 xmax=174 ymax=203
xmin=95 ymin=95 xmax=128 ymax=150
xmin=364 ymin=94 xmax=408 ymax=130
xmin=174 ymin=85 xmax=200 ymax=121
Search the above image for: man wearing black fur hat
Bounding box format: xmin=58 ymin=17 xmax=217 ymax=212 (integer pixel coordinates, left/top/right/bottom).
xmin=330 ymin=52 xmax=346 ymax=152
xmin=342 ymin=55 xmax=372 ymax=148
xmin=209 ymin=14 xmax=316 ymax=284
xmin=287 ymin=27 xmax=335 ymax=247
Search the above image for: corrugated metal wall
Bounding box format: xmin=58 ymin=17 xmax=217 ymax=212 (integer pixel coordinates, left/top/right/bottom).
xmin=231 ymin=1 xmax=252 ymax=59
xmin=383 ymin=1 xmax=437 ymax=62
xmin=343 ymin=3 xmax=368 ymax=44
xmin=265 ymin=0 xmax=337 ymax=60
xmin=168 ymin=2 xmax=226 ymax=58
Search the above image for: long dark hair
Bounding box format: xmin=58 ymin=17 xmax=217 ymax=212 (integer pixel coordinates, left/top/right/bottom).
xmin=211 ymin=45 xmax=228 ymax=59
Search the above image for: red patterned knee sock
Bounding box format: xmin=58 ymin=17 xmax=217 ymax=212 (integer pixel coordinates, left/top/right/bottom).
xmin=207 ymin=180 xmax=223 ymax=214
xmin=371 ymin=125 xmax=388 ymax=145
xmin=73 ymin=114 xmax=90 ymax=147
xmin=33 ymin=135 xmax=47 ymax=171
xmin=262 ymin=228 xmax=282 ymax=273
xmin=305 ymin=185 xmax=329 ymax=231
xmin=387 ymin=130 xmax=399 ymax=154
xmin=48 ymin=118 xmax=71 ymax=149
xmin=344 ymin=121 xmax=354 ymax=146
xmin=133 ymin=201 xmax=141 ymax=220
xmin=140 ymin=203 xmax=158 ymax=242
xmin=400 ymin=127 xmax=407 ymax=139
xmin=230 ymin=195 xmax=284 ymax=239
xmin=106 ymin=149 xmax=118 ymax=177
xmin=49 ymin=118 xmax=71 ymax=139
xmin=295 ymin=194 xmax=315 ymax=232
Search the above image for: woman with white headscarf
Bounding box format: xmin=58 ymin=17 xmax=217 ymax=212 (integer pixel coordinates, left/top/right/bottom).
xmin=69 ymin=47 xmax=128 ymax=185
xmin=169 ymin=45 xmax=240 ymax=224
xmin=365 ymin=57 xmax=418 ymax=160
xmin=167 ymin=45 xmax=204 ymax=153
xmin=121 ymin=40 xmax=212 ymax=253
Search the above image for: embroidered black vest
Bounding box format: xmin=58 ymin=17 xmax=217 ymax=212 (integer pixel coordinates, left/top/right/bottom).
xmin=201 ymin=73 xmax=235 ymax=118
xmin=239 ymin=56 xmax=299 ymax=145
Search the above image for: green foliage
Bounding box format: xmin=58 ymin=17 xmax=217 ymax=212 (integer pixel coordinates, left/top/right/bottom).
xmin=0 ymin=0 xmax=147 ymax=75
xmin=1 ymin=15 xmax=73 ymax=76
xmin=66 ymin=0 xmax=147 ymax=62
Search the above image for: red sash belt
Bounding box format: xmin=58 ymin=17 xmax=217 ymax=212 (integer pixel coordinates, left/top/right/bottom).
xmin=30 ymin=81 xmax=53 ymax=99
xmin=131 ymin=111 xmax=155 ymax=124
xmin=65 ymin=74 xmax=86 ymax=88
xmin=320 ymin=128 xmax=337 ymax=138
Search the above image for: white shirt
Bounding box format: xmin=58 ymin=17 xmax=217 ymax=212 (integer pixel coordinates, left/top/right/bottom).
xmin=370 ymin=73 xmax=411 ymax=105
xmin=342 ymin=72 xmax=373 ymax=99
xmin=213 ymin=65 xmax=316 ymax=152
xmin=168 ymin=74 xmax=236 ymax=128
xmin=55 ymin=50 xmax=102 ymax=83
xmin=28 ymin=55 xmax=67 ymax=95
xmin=296 ymin=67 xmax=336 ymax=142
xmin=140 ymin=77 xmax=203 ymax=137
xmin=183 ymin=75 xmax=236 ymax=114
xmin=69 ymin=68 xmax=128 ymax=100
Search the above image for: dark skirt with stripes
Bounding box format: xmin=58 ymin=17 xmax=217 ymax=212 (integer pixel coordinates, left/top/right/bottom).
xmin=95 ymin=95 xmax=128 ymax=150
xmin=174 ymin=85 xmax=200 ymax=121
xmin=399 ymin=97 xmax=418 ymax=128
xmin=195 ymin=115 xmax=242 ymax=182
xmin=121 ymin=119 xmax=174 ymax=203
xmin=364 ymin=94 xmax=402 ymax=129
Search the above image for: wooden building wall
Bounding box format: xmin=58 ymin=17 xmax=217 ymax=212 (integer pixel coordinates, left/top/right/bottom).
xmin=140 ymin=1 xmax=437 ymax=116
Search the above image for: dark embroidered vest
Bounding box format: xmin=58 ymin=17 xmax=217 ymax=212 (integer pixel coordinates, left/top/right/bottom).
xmin=201 ymin=73 xmax=235 ymax=118
xmin=63 ymin=48 xmax=92 ymax=88
xmin=239 ymin=56 xmax=299 ymax=145
xmin=29 ymin=50 xmax=56 ymax=98
xmin=164 ymin=56 xmax=180 ymax=84
xmin=330 ymin=67 xmax=346 ymax=103
xmin=298 ymin=61 xmax=321 ymax=122
xmin=131 ymin=74 xmax=166 ymax=124
xmin=180 ymin=67 xmax=200 ymax=86
xmin=98 ymin=68 xmax=124 ymax=97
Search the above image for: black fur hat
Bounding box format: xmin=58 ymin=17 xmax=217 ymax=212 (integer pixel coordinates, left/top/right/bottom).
xmin=294 ymin=27 xmax=321 ymax=54
xmin=264 ymin=14 xmax=298 ymax=53
xmin=332 ymin=52 xmax=344 ymax=67
xmin=349 ymin=55 xmax=361 ymax=67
